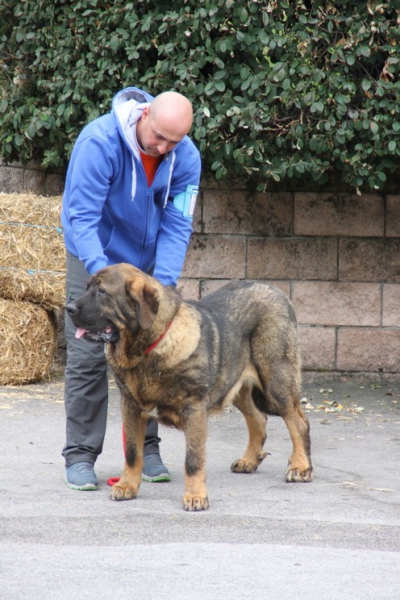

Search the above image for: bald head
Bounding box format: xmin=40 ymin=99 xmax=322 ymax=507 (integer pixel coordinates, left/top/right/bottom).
xmin=150 ymin=91 xmax=193 ymax=136
xmin=136 ymin=91 xmax=194 ymax=157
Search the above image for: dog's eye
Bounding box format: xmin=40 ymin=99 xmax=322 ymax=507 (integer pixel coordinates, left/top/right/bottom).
xmin=98 ymin=287 xmax=107 ymax=295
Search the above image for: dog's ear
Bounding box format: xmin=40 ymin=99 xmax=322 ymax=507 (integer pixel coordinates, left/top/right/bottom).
xmin=141 ymin=284 xmax=160 ymax=328
xmin=126 ymin=281 xmax=160 ymax=329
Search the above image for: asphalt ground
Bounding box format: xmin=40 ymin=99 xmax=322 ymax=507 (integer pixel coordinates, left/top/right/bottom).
xmin=0 ymin=370 xmax=399 ymax=599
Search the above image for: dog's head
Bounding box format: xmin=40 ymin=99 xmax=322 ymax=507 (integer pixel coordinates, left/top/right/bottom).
xmin=66 ymin=264 xmax=161 ymax=343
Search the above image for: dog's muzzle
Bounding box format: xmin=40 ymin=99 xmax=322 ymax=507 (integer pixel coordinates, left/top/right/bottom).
xmin=66 ymin=302 xmax=119 ymax=343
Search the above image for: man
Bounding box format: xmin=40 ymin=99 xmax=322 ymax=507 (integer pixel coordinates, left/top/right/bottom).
xmin=61 ymin=87 xmax=201 ymax=490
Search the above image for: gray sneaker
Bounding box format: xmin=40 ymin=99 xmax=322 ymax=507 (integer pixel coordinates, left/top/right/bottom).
xmin=65 ymin=462 xmax=99 ymax=490
xmin=142 ymin=454 xmax=171 ymax=482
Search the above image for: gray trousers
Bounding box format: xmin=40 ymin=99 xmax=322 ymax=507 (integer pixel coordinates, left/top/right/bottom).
xmin=62 ymin=251 xmax=160 ymax=467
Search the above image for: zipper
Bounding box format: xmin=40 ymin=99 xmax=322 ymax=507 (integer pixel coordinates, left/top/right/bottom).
xmin=136 ymin=154 xmax=171 ymax=268
xmin=139 ymin=188 xmax=151 ymax=270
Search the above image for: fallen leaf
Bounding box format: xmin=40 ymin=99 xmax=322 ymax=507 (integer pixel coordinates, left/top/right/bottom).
xmin=341 ymin=480 xmax=364 ymax=488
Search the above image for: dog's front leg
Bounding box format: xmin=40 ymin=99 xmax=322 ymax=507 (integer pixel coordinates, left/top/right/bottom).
xmin=182 ymin=405 xmax=209 ymax=511
xmin=110 ymin=399 xmax=146 ymax=501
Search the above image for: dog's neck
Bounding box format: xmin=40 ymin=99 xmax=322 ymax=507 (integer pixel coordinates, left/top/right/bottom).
xmin=144 ymin=321 xmax=173 ymax=355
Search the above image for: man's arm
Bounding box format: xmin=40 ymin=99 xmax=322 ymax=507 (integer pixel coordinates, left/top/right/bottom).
xmin=63 ymin=133 xmax=115 ymax=275
xmin=153 ymin=141 xmax=201 ymax=286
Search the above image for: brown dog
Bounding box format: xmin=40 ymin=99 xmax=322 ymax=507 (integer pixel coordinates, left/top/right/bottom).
xmin=66 ymin=263 xmax=313 ymax=510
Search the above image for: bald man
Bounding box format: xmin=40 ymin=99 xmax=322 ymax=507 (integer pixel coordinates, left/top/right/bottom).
xmin=61 ymin=87 xmax=201 ymax=490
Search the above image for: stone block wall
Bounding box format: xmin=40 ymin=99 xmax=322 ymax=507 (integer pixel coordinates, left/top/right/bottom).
xmin=179 ymin=184 xmax=400 ymax=383
xmin=0 ymin=159 xmax=64 ymax=196
xmin=1 ymin=161 xmax=399 ymax=381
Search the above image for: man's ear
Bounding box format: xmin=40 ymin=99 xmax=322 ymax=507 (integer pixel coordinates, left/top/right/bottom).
xmin=141 ymin=105 xmax=150 ymax=121
xmin=126 ymin=280 xmax=159 ymax=329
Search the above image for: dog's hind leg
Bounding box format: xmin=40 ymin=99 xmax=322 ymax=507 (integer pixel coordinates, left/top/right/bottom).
xmin=282 ymin=398 xmax=313 ymax=482
xmin=182 ymin=404 xmax=210 ymax=511
xmin=251 ymin=363 xmax=313 ymax=482
xmin=231 ymin=384 xmax=268 ymax=474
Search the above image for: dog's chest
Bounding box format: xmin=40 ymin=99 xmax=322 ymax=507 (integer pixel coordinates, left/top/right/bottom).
xmin=118 ymin=366 xmax=188 ymax=427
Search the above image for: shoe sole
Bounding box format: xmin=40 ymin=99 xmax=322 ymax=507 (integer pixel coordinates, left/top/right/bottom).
xmin=65 ymin=479 xmax=99 ymax=491
xmin=142 ymin=474 xmax=171 ymax=483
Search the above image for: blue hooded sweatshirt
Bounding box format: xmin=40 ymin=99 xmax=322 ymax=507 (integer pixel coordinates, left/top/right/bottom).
xmin=61 ymin=87 xmax=201 ymax=286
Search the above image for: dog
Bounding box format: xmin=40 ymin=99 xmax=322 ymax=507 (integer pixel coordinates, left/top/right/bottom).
xmin=66 ymin=263 xmax=313 ymax=511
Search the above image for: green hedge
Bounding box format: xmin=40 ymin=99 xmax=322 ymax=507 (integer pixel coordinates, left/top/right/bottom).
xmin=1 ymin=0 xmax=400 ymax=192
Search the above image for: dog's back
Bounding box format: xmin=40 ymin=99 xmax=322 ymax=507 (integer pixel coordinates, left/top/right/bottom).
xmin=186 ymin=281 xmax=301 ymax=417
xmin=199 ymin=280 xmax=297 ymax=337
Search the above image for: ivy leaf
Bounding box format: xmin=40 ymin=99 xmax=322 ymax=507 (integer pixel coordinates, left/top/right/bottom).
xmin=370 ymin=122 xmax=379 ymax=135
xmin=240 ymin=7 xmax=248 ymax=23
xmin=362 ymin=79 xmax=372 ymax=91
xmin=358 ymin=45 xmax=371 ymax=57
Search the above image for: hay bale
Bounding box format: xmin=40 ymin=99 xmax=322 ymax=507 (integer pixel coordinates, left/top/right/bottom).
xmin=0 ymin=192 xmax=62 ymax=227
xmin=0 ymin=192 xmax=65 ymax=308
xmin=0 ymin=222 xmax=65 ymax=270
xmin=0 ymin=298 xmax=57 ymax=385
xmin=0 ymin=192 xmax=64 ymax=272
xmin=0 ymin=267 xmax=65 ymax=309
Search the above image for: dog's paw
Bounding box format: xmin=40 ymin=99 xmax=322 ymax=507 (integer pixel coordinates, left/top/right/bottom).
xmin=110 ymin=483 xmax=138 ymax=501
xmin=286 ymin=465 xmax=313 ymax=482
xmin=230 ymin=450 xmax=267 ymax=474
xmin=182 ymin=493 xmax=209 ymax=511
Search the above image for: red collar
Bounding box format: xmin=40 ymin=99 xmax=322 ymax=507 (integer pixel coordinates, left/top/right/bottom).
xmin=144 ymin=322 xmax=173 ymax=355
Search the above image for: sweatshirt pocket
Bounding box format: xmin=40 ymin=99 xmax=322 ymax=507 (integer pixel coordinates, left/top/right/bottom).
xmin=103 ymin=226 xmax=157 ymax=272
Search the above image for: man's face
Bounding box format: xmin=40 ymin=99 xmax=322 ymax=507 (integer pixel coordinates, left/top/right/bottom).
xmin=137 ymin=107 xmax=186 ymax=157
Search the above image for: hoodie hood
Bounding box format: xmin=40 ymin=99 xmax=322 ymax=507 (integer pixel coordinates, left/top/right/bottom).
xmin=112 ymin=87 xmax=153 ymax=160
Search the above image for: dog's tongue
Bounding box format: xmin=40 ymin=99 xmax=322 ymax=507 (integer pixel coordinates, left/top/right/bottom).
xmin=75 ymin=327 xmax=88 ymax=340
